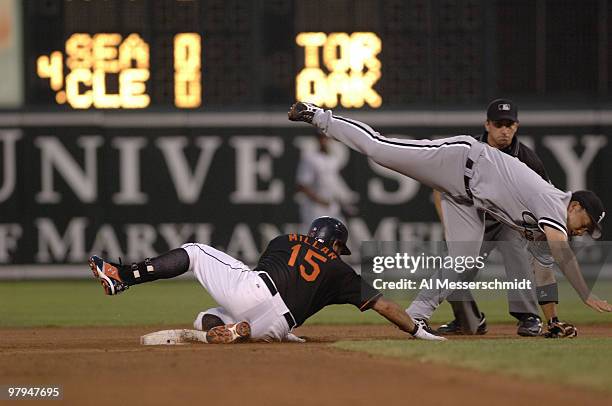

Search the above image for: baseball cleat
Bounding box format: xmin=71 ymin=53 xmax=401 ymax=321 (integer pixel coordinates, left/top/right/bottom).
xmin=437 ymin=313 xmax=488 ymax=336
xmin=517 ymin=315 xmax=543 ymax=337
xmin=288 ymin=102 xmax=322 ymax=123
xmin=89 ymin=255 xmax=129 ymax=295
xmin=205 ymin=321 xmax=251 ymax=344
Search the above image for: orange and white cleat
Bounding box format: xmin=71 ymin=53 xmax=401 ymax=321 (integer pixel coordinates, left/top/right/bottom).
xmin=89 ymin=255 xmax=129 ymax=295
xmin=205 ymin=321 xmax=251 ymax=344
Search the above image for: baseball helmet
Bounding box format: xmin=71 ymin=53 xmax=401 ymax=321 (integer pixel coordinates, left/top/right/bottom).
xmin=307 ymin=216 xmax=351 ymax=255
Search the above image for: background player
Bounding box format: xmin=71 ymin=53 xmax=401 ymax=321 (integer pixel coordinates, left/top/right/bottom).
xmin=90 ymin=216 xmax=445 ymax=342
xmin=296 ymin=129 xmax=358 ymax=232
xmin=288 ymin=101 xmax=611 ymax=335
xmin=434 ymin=99 xmax=575 ymax=338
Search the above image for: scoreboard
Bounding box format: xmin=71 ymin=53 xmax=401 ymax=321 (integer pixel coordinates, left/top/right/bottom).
xmin=34 ymin=30 xmax=383 ymax=110
xmin=18 ymin=0 xmax=612 ymax=110
xmin=25 ymin=0 xmax=388 ymax=110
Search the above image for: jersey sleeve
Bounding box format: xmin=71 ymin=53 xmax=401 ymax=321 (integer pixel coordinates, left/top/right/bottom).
xmin=334 ymin=262 xmax=382 ymax=311
xmin=533 ymin=191 xmax=569 ymax=237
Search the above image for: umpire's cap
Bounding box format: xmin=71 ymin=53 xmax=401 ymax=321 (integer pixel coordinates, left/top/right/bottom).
xmin=487 ymin=98 xmax=518 ymax=122
xmin=571 ymin=190 xmax=605 ymax=239
xmin=307 ymin=216 xmax=351 ymax=255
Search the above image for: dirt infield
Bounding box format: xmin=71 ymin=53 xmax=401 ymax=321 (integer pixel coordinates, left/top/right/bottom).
xmin=1 ymin=325 xmax=611 ymax=406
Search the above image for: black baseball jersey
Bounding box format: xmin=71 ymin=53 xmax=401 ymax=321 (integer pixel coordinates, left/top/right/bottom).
xmin=254 ymin=234 xmax=382 ymax=327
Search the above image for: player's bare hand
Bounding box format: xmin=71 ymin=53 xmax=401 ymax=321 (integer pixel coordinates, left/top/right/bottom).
xmin=413 ymin=324 xmax=447 ymax=341
xmin=584 ymin=295 xmax=612 ymax=312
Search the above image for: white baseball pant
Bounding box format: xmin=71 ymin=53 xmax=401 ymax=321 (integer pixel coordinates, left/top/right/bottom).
xmin=181 ymin=243 xmax=293 ymax=342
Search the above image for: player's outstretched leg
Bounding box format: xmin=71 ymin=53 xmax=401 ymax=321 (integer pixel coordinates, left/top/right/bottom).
xmin=289 ymin=102 xmax=475 ymax=198
xmin=89 ymin=248 xmax=190 ymax=295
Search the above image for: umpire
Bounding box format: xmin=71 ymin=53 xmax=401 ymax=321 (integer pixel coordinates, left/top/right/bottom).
xmin=434 ymin=98 xmax=560 ymax=337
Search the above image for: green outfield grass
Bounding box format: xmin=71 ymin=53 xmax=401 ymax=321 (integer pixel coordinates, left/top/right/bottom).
xmin=0 ymin=280 xmax=215 ymax=327
xmin=1 ymin=280 xmax=612 ymax=327
xmin=333 ymin=338 xmax=612 ymax=393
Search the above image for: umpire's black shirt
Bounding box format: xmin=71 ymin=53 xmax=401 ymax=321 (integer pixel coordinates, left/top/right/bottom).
xmin=478 ymin=131 xmax=549 ymax=182
xmin=254 ymin=234 xmax=382 ymax=327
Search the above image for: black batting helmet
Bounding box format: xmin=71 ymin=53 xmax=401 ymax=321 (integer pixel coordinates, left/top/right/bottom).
xmin=307 ymin=216 xmax=351 ymax=255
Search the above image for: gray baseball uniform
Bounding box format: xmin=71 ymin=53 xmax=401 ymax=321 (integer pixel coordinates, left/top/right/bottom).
xmin=444 ymin=132 xmax=551 ymax=320
xmin=310 ymin=110 xmax=570 ymax=320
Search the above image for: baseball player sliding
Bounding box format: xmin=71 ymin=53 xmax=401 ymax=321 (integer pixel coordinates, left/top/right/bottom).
xmin=288 ymin=101 xmax=611 ymax=335
xmin=90 ymin=216 xmax=445 ymax=343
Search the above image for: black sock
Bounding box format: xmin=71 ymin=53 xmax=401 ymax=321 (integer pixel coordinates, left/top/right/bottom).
xmin=117 ymin=248 xmax=190 ymax=285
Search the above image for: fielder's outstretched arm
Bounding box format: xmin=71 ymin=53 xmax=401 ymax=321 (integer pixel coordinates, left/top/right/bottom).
xmin=544 ymin=227 xmax=612 ymax=312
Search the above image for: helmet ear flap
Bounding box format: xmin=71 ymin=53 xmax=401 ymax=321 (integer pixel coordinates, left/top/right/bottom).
xmin=337 ymin=242 xmax=351 ymax=255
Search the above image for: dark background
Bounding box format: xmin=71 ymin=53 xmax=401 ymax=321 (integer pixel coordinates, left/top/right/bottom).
xmin=2 ymin=0 xmax=611 ymax=267
xmin=23 ymin=0 xmax=612 ymax=109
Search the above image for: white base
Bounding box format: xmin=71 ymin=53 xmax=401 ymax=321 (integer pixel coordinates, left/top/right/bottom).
xmin=140 ymin=329 xmax=208 ymax=345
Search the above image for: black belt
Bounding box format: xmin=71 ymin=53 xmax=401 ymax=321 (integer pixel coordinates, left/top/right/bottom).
xmin=257 ymin=272 xmax=297 ymax=330
xmin=464 ymin=158 xmax=474 ymax=200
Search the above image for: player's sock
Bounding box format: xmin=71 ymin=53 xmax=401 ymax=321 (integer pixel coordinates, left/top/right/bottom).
xmin=118 ymin=248 xmax=190 ymax=285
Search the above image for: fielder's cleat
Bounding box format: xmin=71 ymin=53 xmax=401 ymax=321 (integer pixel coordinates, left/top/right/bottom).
xmin=288 ymin=102 xmax=322 ymax=123
xmin=517 ymin=315 xmax=543 ymax=337
xmin=437 ymin=313 xmax=488 ymax=336
xmin=89 ymin=255 xmax=129 ymax=296
xmin=205 ymin=321 xmax=251 ymax=344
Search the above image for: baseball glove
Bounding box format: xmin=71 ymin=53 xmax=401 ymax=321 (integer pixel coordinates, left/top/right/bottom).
xmin=543 ymin=320 xmax=578 ymax=338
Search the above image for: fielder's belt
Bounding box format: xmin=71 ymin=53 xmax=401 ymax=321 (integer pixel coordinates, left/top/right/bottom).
xmin=464 ymin=141 xmax=485 ymax=202
xmin=257 ymin=272 xmax=297 ymax=330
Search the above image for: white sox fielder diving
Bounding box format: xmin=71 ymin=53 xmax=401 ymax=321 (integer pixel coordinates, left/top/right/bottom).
xmin=288 ymin=102 xmax=611 ymax=333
